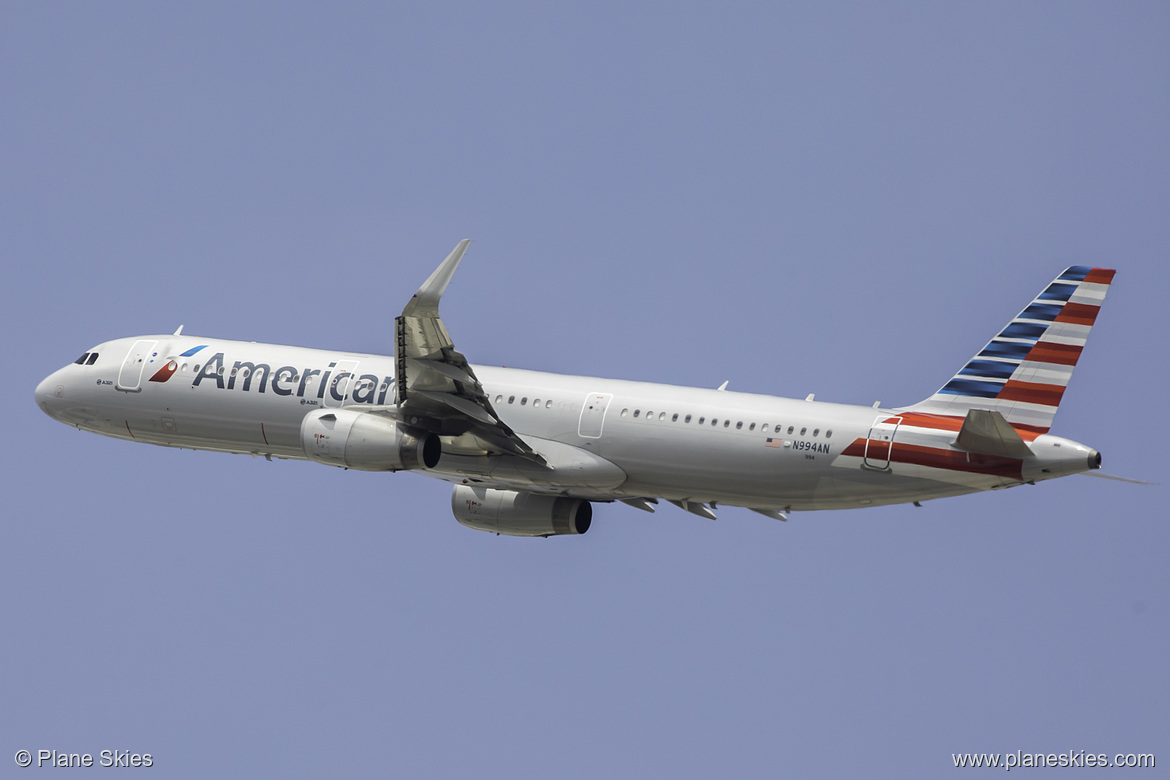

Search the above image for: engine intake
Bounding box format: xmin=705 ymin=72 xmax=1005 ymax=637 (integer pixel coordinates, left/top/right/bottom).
xmin=300 ymin=408 xmax=440 ymax=471
xmin=451 ymin=485 xmax=591 ymax=537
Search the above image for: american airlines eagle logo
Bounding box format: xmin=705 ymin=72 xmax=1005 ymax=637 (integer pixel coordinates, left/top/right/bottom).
xmin=149 ymin=360 xmax=179 ymax=383
xmin=148 ymin=345 xmax=207 ymax=383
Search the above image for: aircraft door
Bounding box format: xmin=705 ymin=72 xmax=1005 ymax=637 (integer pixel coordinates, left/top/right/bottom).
xmin=323 ymin=360 xmax=360 ymax=407
xmin=577 ymin=392 xmax=613 ymax=438
xmin=116 ymin=340 xmax=158 ymax=392
xmin=863 ymin=415 xmax=903 ymax=470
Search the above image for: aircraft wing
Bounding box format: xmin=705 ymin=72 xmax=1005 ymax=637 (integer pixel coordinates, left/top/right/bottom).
xmin=393 ymin=240 xmax=546 ymax=465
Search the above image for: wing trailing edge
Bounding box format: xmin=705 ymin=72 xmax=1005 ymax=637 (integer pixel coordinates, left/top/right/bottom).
xmin=394 ymin=241 xmax=546 ymax=465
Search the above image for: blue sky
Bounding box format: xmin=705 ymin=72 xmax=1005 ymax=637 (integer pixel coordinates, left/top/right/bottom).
xmin=3 ymin=3 xmax=1167 ymax=777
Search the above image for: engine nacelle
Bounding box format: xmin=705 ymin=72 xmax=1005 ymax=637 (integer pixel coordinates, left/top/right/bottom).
xmin=451 ymin=485 xmax=592 ymax=537
xmin=300 ymin=408 xmax=440 ymax=471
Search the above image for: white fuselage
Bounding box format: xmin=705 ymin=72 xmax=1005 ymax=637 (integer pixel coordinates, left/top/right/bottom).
xmin=35 ymin=334 xmax=1099 ymax=515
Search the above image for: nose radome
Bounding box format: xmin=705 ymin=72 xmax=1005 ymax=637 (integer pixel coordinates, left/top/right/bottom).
xmin=35 ymin=370 xmax=66 ymax=416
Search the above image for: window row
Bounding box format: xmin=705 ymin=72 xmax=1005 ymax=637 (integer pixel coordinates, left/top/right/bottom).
xmin=494 ymin=394 xmax=554 ymax=409
xmin=619 ymin=407 xmax=831 ymax=438
xmin=486 ymin=393 xmax=832 ymax=439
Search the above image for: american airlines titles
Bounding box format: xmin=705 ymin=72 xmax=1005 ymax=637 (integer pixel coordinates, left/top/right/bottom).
xmin=192 ymin=352 xmax=395 ymax=404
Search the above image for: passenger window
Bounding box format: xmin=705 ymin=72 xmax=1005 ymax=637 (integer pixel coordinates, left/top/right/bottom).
xmin=698 ymin=417 xmax=705 ymax=424
xmin=659 ymin=412 xmax=666 ymax=421
xmin=521 ymin=397 xmax=527 ymax=406
xmin=685 ymin=414 xmax=692 ymax=423
xmin=634 ymin=410 xmax=640 ymax=418
xmin=736 ymin=421 xmax=743 ymax=429
xmin=242 ymin=368 xmax=251 ymax=378
xmin=749 ymin=423 xmax=756 ymax=431
xmin=194 ymin=364 xmax=201 ymax=373
xmin=508 ymin=396 xmax=515 ymax=404
xmin=672 ymin=413 xmax=678 ymax=422
xmin=724 ymin=420 xmax=730 ymax=428
xmin=86 ymin=353 xmax=99 ymax=365
xmin=813 ymin=428 xmax=819 ymax=437
xmin=712 ymin=419 xmax=718 ymax=426
xmin=495 ymin=395 xmax=503 ymax=404
xmin=788 ymin=426 xmax=794 ymax=434
xmin=621 ymin=408 xmax=628 ymax=417
xmin=545 ymin=400 xmax=552 ymax=409
xmin=775 ymin=425 xmax=782 ymax=433
xmin=647 ymin=410 xmax=653 ymax=419
xmin=800 ymin=427 xmax=807 ymax=435
xmin=181 ymin=363 xmax=188 ymax=372
xmin=826 ymin=430 xmax=833 ymax=439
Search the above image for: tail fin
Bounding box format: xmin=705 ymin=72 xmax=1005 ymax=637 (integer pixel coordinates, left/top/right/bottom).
xmin=903 ymin=266 xmax=1116 ymax=433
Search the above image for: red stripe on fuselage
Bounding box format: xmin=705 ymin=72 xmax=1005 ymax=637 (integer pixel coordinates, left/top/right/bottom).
xmin=841 ymin=438 xmax=1024 ymax=479
xmin=896 ymin=443 xmax=1023 ymax=479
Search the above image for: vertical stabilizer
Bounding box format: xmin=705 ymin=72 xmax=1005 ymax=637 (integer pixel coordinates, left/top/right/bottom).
xmin=903 ymin=266 xmax=1115 ymax=433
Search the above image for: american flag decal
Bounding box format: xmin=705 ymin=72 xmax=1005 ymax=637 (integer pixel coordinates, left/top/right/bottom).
xmin=765 ymin=437 xmax=785 ymax=448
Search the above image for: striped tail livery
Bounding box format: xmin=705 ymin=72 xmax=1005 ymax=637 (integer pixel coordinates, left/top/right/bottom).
xmin=905 ymin=266 xmax=1115 ymax=434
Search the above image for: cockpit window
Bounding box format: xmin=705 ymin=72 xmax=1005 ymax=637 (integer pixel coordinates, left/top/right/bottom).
xmin=74 ymin=353 xmax=90 ymax=365
xmin=86 ymin=353 xmax=99 ymax=365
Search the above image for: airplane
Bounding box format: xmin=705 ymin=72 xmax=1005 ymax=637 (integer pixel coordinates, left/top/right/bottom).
xmin=35 ymin=241 xmax=1116 ymax=537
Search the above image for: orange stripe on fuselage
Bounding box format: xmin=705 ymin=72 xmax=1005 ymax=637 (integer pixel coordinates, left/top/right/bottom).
xmin=893 ymin=412 xmax=963 ymax=432
xmin=886 ymin=412 xmax=1044 ymax=440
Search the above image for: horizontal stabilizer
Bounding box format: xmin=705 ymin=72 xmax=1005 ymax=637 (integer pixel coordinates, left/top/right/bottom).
xmin=954 ymin=409 xmax=1033 ymax=459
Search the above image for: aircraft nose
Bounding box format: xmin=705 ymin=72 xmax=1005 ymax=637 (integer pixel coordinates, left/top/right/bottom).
xmin=35 ymin=369 xmax=67 ymax=417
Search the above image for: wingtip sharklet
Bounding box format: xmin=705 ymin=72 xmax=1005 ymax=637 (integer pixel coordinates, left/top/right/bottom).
xmin=403 ymin=239 xmax=471 ymax=318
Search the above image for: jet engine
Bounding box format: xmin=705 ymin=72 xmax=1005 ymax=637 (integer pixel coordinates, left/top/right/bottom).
xmin=451 ymin=485 xmax=592 ymax=537
xmin=300 ymin=408 xmax=440 ymax=471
